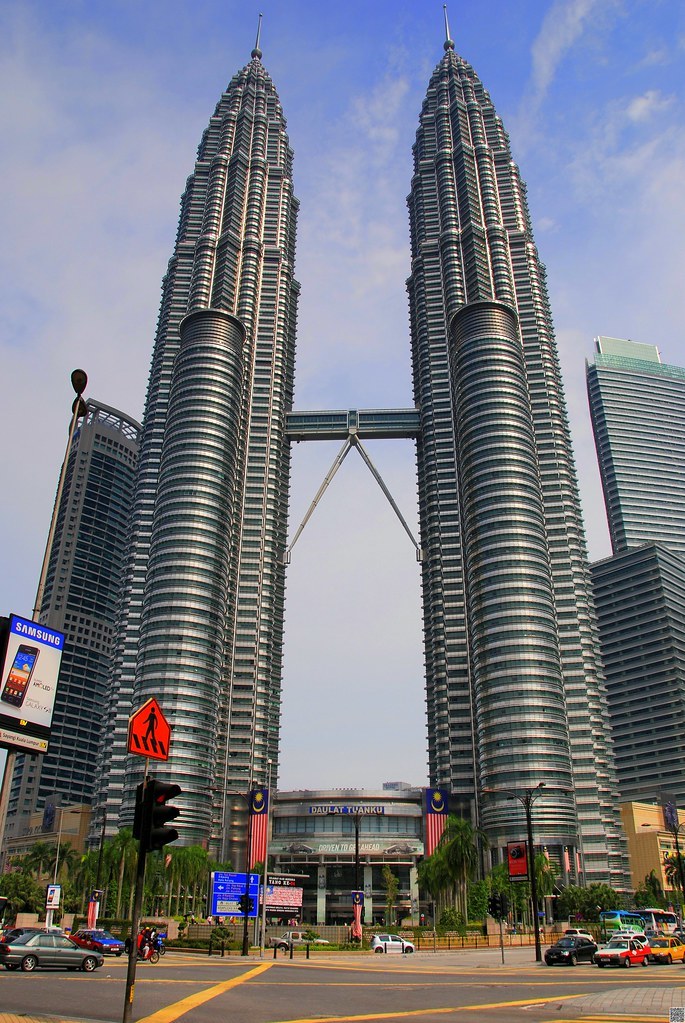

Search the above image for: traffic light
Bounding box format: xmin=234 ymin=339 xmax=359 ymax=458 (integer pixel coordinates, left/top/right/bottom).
xmin=237 ymin=893 xmax=254 ymax=915
xmin=148 ymin=779 xmax=182 ymax=851
xmin=488 ymin=892 xmax=508 ymax=919
xmin=133 ymin=778 xmax=182 ymax=852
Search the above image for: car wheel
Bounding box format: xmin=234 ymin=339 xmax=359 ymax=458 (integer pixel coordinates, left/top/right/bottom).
xmin=596 ymin=961 xmax=605 ymax=968
xmin=623 ymin=957 xmax=631 ymax=967
xmin=642 ymin=957 xmax=648 ymax=967
xmin=569 ymin=954 xmax=577 ymax=966
xmin=666 ymin=954 xmax=673 ymax=965
xmin=115 ymin=951 xmax=122 ymax=957
xmin=21 ymin=955 xmax=38 ymax=972
xmin=374 ymin=947 xmax=384 ymax=954
xmin=403 ymin=946 xmax=414 ymax=953
xmin=82 ymin=956 xmax=98 ymax=972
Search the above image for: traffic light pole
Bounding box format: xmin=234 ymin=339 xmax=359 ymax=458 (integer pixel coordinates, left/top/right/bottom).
xmin=122 ymin=816 xmax=148 ymax=1023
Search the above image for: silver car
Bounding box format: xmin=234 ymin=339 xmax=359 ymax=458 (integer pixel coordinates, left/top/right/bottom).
xmin=371 ymin=933 xmax=415 ymax=954
xmin=0 ymin=931 xmax=104 ymax=972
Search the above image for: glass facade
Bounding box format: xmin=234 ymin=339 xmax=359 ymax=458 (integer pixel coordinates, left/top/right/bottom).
xmin=93 ymin=47 xmax=299 ymax=851
xmin=592 ymin=544 xmax=685 ymax=805
xmin=4 ymin=401 xmax=140 ymax=846
xmin=587 ymin=336 xmax=685 ymax=556
xmin=407 ymin=39 xmax=627 ymax=884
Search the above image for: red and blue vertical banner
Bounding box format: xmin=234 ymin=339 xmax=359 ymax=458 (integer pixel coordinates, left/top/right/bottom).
xmin=424 ymin=788 xmax=449 ymax=857
xmin=248 ymin=788 xmax=269 ymax=868
xmin=351 ymin=891 xmax=364 ymax=940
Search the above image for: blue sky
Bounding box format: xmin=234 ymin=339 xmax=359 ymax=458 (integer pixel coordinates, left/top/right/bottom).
xmin=0 ymin=1 xmax=683 ymax=794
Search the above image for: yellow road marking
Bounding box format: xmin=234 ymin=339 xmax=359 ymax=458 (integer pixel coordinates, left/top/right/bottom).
xmin=134 ymin=962 xmax=272 ymax=1023
xmin=262 ymin=992 xmax=581 ymax=1022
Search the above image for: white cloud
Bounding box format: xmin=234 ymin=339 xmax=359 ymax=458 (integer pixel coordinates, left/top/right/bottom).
xmin=626 ymin=89 xmax=673 ymax=123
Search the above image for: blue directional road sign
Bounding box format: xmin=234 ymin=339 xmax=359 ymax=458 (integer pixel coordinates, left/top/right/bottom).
xmin=210 ymin=871 xmax=260 ymax=917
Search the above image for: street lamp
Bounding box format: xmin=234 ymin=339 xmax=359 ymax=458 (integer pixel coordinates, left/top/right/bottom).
xmin=45 ymin=806 xmax=83 ymax=929
xmin=483 ymin=782 xmax=546 ymax=962
xmin=259 ymin=759 xmax=273 ymax=958
xmin=225 ymin=788 xmax=252 ymax=956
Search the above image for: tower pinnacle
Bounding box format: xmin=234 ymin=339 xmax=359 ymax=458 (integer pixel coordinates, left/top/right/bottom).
xmin=252 ymin=12 xmax=263 ymax=60
xmin=443 ymin=4 xmax=455 ymax=51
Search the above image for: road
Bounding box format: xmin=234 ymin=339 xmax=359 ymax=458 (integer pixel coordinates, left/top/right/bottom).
xmin=2 ymin=947 xmax=685 ymax=1023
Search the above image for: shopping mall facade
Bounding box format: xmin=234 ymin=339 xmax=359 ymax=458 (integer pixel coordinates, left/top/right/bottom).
xmin=269 ymin=787 xmax=431 ymax=926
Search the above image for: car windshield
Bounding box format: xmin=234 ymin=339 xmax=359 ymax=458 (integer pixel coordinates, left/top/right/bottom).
xmin=8 ymin=933 xmax=37 ymax=945
xmin=608 ymin=940 xmax=629 ymax=949
xmin=652 ymin=938 xmax=669 ymax=947
xmin=556 ymin=939 xmax=576 ymax=947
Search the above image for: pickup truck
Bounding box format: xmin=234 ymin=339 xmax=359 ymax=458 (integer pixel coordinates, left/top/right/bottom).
xmin=268 ymin=930 xmax=330 ymax=950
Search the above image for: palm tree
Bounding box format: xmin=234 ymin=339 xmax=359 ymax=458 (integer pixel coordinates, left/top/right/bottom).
xmin=108 ymin=828 xmax=138 ymax=918
xmin=437 ymin=815 xmax=486 ymax=922
xmin=22 ymin=841 xmax=56 ymax=881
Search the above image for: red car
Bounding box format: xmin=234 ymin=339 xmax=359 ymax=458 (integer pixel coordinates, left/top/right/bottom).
xmin=70 ymin=928 xmax=125 ymax=956
xmin=594 ymin=937 xmax=650 ymax=968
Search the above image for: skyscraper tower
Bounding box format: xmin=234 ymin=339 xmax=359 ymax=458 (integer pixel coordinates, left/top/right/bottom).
xmin=407 ymin=28 xmax=626 ymax=883
xmin=3 ymin=401 xmax=140 ymax=847
xmin=93 ymin=34 xmax=299 ymax=853
xmin=587 ymin=336 xmax=685 ymax=556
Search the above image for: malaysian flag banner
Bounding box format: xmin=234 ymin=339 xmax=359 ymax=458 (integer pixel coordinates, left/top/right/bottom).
xmin=424 ymin=788 xmax=449 ymax=857
xmin=351 ymin=890 xmax=364 ymax=940
xmin=248 ymin=788 xmax=269 ymax=868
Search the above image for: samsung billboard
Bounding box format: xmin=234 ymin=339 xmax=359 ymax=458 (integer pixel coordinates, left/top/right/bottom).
xmin=0 ymin=614 xmax=64 ymax=754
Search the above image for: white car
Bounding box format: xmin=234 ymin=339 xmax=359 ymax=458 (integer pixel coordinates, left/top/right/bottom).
xmin=564 ymin=928 xmax=594 ymax=941
xmin=371 ymin=933 xmax=415 ymax=954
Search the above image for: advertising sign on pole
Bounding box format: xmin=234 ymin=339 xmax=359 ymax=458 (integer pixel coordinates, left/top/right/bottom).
xmin=0 ymin=615 xmax=65 ymax=754
xmin=209 ymin=871 xmax=260 ymax=917
xmin=507 ymin=841 xmax=529 ymax=881
xmin=45 ymin=884 xmax=61 ymax=911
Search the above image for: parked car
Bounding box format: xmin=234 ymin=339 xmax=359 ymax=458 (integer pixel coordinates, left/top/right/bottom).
xmin=0 ymin=931 xmax=104 ymax=972
xmin=594 ymin=937 xmax=650 ymax=968
xmin=612 ymin=931 xmax=649 ymax=947
xmin=544 ymin=936 xmax=598 ymax=966
xmin=267 ymin=930 xmax=330 ymax=950
xmin=563 ymin=928 xmax=595 ymax=941
xmin=71 ymin=929 xmax=125 ymax=956
xmin=0 ymin=926 xmax=62 ymax=944
xmin=371 ymin=933 xmax=415 ymax=954
xmin=648 ymin=936 xmax=685 ymax=964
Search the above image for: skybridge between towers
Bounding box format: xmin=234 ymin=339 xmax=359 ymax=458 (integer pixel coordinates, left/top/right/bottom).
xmin=283 ymin=407 xmax=423 ymax=564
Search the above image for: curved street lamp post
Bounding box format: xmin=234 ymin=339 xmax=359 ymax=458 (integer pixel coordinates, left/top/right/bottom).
xmin=483 ymin=782 xmax=546 ymax=962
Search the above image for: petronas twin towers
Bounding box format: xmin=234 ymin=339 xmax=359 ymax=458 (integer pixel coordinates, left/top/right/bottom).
xmin=94 ymin=27 xmax=627 ymax=884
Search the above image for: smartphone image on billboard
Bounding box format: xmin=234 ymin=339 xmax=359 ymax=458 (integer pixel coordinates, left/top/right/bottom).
xmin=1 ymin=645 xmax=40 ymax=708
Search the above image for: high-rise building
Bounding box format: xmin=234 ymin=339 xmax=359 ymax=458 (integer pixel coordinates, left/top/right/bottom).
xmin=592 ymin=543 xmax=685 ymax=806
xmin=2 ymin=401 xmax=140 ymax=849
xmin=406 ymin=32 xmax=626 ymax=884
xmin=93 ymin=28 xmax=627 ymax=885
xmin=587 ymin=336 xmax=685 ymax=556
xmin=93 ymin=36 xmax=299 ymax=856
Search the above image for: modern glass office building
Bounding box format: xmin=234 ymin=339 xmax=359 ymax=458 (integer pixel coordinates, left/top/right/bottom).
xmin=591 ymin=543 xmax=685 ymax=806
xmin=91 ymin=27 xmax=628 ymax=884
xmin=93 ymin=39 xmax=299 ymax=850
xmin=587 ymin=336 xmax=685 ymax=556
xmin=406 ymin=33 xmax=626 ymax=884
xmin=2 ymin=401 xmax=140 ymax=850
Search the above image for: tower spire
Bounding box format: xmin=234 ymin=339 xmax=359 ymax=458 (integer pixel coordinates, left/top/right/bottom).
xmin=443 ymin=4 xmax=455 ymax=51
xmin=252 ymin=13 xmax=263 ymax=60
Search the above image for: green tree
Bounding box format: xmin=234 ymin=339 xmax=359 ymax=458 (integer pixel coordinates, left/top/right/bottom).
xmin=634 ymin=870 xmax=667 ymax=909
xmin=21 ymin=841 xmax=57 ymax=881
xmin=437 ymin=815 xmax=485 ymax=921
xmin=382 ymin=865 xmax=399 ymax=926
xmin=0 ymin=871 xmax=45 ymax=914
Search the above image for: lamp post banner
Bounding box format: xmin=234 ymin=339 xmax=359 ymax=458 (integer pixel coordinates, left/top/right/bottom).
xmin=424 ymin=788 xmax=449 ymax=857
xmin=507 ymin=841 xmax=529 ymax=880
xmin=248 ymin=788 xmax=269 ymax=868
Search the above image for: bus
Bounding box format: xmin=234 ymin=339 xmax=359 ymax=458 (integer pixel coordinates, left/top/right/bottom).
xmin=599 ymin=910 xmax=647 ymax=933
xmin=638 ymin=908 xmax=678 ymax=934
